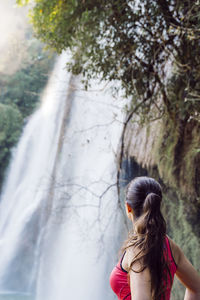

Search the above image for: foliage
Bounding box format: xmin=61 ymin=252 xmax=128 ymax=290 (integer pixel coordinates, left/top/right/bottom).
xmin=0 ymin=40 xmax=55 ymax=118
xmin=17 ymin=0 xmax=200 ymax=122
xmin=0 ymin=104 xmax=23 ymax=187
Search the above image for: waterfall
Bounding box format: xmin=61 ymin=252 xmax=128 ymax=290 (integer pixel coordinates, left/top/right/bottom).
xmin=0 ymin=52 xmax=127 ymax=300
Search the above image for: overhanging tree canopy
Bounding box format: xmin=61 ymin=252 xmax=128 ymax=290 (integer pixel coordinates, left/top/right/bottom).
xmin=17 ymin=0 xmax=200 ymax=122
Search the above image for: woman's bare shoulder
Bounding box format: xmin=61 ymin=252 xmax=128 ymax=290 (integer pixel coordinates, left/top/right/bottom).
xmin=122 ymin=245 xmax=135 ymax=271
xmin=122 ymin=244 xmax=141 ymax=272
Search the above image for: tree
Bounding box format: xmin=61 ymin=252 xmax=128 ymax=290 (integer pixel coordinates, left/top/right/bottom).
xmin=17 ymin=0 xmax=200 ymax=122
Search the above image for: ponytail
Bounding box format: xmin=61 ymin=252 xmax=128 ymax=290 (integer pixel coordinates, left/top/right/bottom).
xmin=124 ymin=178 xmax=171 ymax=300
xmin=135 ymin=192 xmax=165 ymax=237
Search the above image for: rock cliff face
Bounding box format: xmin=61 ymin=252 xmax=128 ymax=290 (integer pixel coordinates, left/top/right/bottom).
xmin=120 ymin=116 xmax=200 ymax=299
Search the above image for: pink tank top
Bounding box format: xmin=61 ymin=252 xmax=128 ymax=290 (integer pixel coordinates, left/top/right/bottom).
xmin=109 ymin=236 xmax=177 ymax=300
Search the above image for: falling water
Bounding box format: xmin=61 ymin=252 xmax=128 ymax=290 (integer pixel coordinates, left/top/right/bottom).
xmin=0 ymin=52 xmax=127 ymax=300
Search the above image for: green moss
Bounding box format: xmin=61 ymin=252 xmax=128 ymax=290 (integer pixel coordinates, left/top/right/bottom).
xmin=150 ymin=119 xmax=179 ymax=189
xmin=150 ymin=117 xmax=200 ymax=200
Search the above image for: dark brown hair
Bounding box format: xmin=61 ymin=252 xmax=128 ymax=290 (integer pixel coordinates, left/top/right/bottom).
xmin=124 ymin=176 xmax=171 ymax=299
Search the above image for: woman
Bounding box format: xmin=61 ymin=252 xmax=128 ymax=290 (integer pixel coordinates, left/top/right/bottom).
xmin=110 ymin=176 xmax=200 ymax=300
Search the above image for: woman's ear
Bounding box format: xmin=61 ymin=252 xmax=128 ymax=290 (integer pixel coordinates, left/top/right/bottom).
xmin=125 ymin=202 xmax=134 ymax=220
xmin=127 ymin=203 xmax=132 ymax=213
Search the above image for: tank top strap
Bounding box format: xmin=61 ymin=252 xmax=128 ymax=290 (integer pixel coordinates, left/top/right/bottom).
xmin=120 ymin=251 xmax=128 ymax=273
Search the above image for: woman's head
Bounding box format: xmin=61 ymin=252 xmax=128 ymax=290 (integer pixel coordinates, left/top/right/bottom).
xmin=125 ymin=176 xmax=163 ymax=226
xmin=126 ymin=176 xmax=162 ymax=218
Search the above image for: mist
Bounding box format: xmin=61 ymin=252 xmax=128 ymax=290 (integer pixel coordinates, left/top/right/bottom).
xmin=0 ymin=0 xmax=30 ymax=75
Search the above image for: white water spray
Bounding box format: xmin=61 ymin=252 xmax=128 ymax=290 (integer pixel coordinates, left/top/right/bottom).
xmin=0 ymin=52 xmax=126 ymax=300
